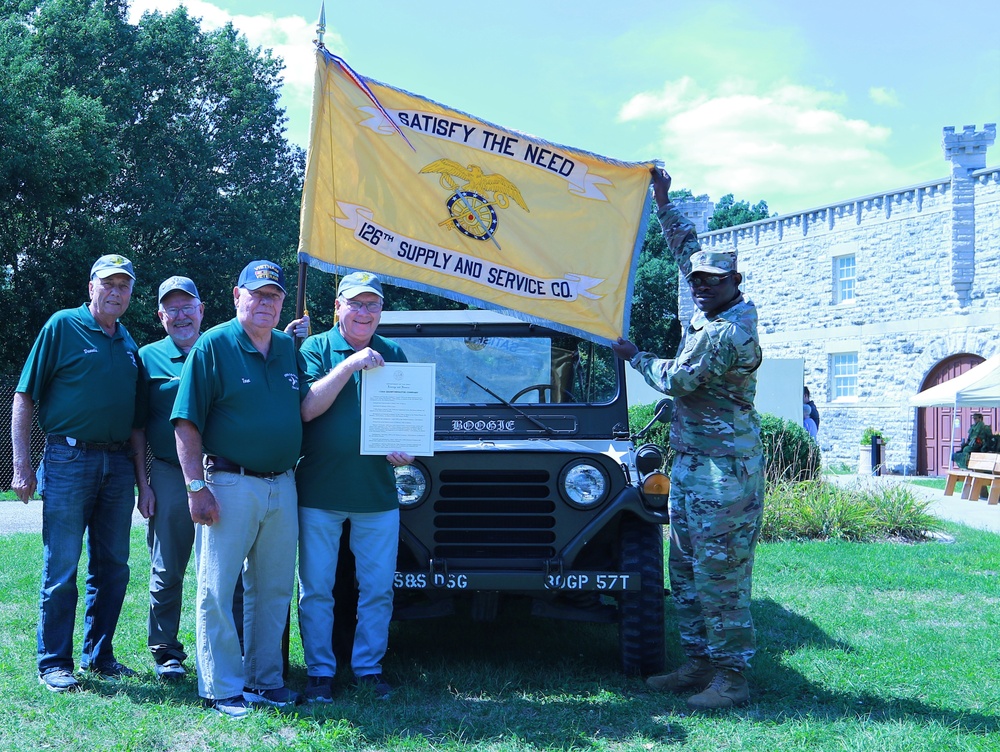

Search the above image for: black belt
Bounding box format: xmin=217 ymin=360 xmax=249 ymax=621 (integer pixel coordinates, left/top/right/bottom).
xmin=47 ymin=434 xmax=129 ymax=453
xmin=204 ymin=455 xmax=284 ymax=480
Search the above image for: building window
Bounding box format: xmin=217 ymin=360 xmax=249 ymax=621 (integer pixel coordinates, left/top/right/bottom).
xmin=831 ymin=352 xmax=858 ymax=399
xmin=833 ymin=254 xmax=856 ymax=304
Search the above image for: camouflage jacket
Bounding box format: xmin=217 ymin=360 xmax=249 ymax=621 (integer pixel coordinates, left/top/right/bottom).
xmin=964 ymin=420 xmax=993 ymax=451
xmin=631 ymin=203 xmax=763 ymax=458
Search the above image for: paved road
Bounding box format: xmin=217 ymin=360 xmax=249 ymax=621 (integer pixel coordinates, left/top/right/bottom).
xmin=0 ymin=498 xmax=147 ymax=536
xmin=2 ymin=476 xmax=998 ymax=536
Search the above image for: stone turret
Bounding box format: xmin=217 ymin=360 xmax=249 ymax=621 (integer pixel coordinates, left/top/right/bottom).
xmin=672 ymin=196 xmax=715 ymax=323
xmin=943 ymin=124 xmax=996 ymax=306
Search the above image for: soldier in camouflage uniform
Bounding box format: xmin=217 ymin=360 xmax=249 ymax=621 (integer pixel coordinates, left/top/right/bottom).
xmin=613 ymin=167 xmax=764 ymax=710
xmin=951 ymin=412 xmax=993 ymax=469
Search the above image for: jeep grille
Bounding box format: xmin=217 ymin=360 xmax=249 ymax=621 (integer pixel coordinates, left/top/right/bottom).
xmin=432 ymin=468 xmax=557 ymax=559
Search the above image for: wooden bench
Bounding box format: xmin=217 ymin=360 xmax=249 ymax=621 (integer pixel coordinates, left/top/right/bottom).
xmin=947 ymin=452 xmax=1000 ymax=504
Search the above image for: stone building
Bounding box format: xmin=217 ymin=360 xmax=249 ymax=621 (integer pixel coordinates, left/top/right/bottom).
xmin=676 ymin=124 xmax=999 ymax=474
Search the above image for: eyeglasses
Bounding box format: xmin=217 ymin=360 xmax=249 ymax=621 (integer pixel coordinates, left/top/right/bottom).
xmin=341 ymin=298 xmax=383 ymax=313
xmin=162 ymin=304 xmax=199 ymax=318
xmin=687 ymin=273 xmax=733 ymax=288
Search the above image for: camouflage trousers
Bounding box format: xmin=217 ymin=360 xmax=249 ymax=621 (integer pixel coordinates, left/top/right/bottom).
xmin=668 ymin=452 xmax=765 ymax=672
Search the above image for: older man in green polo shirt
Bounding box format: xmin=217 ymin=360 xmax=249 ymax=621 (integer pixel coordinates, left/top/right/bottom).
xmin=133 ymin=276 xmax=221 ymax=681
xmin=171 ymin=259 xmax=306 ymax=718
xmin=297 ymin=271 xmax=413 ymax=703
xmin=11 ymin=254 xmax=141 ymax=693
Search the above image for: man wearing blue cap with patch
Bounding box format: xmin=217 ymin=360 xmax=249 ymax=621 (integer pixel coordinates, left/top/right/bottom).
xmin=11 ymin=254 xmax=142 ymax=692
xmin=172 ymin=260 xmax=307 ymax=717
xmin=613 ymin=168 xmax=764 ymax=710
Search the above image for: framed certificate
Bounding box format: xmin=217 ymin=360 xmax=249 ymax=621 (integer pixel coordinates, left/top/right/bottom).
xmin=361 ymin=362 xmax=436 ymax=456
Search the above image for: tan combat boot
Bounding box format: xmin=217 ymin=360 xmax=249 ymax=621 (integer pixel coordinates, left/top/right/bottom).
xmin=685 ymin=668 xmax=749 ymax=710
xmin=645 ymin=657 xmax=713 ymax=694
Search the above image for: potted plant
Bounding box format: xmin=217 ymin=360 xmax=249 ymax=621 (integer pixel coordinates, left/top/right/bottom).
xmin=858 ymin=428 xmax=889 ymax=475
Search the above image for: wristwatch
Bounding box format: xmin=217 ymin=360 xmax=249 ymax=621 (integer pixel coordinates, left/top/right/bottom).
xmin=186 ymin=479 xmax=207 ymax=493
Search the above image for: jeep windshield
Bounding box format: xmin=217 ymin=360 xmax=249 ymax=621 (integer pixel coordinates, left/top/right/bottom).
xmin=378 ymin=311 xmax=619 ymax=406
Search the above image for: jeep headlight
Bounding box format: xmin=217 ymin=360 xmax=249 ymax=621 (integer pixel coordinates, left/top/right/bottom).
xmin=560 ymin=460 xmax=609 ymax=508
xmin=395 ymin=463 xmax=429 ymax=507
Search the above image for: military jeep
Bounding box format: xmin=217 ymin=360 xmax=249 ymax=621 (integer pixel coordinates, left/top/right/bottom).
xmin=379 ymin=310 xmax=670 ymax=675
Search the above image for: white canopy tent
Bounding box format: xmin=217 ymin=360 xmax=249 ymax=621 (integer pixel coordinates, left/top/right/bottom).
xmin=910 ymin=354 xmax=1000 ymax=469
xmin=910 ymin=354 xmax=1000 ymax=408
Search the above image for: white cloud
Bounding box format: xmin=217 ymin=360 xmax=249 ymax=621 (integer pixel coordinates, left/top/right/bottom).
xmin=869 ymin=86 xmax=901 ymax=107
xmin=619 ymin=78 xmax=911 ymax=213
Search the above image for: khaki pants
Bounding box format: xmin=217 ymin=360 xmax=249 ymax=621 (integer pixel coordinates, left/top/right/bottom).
xmin=193 ymin=469 xmax=297 ymax=700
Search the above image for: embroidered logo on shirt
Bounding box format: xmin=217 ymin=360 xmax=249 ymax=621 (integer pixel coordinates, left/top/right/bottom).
xmin=127 ymin=352 xmax=137 ymax=368
xmin=242 ymin=378 xmax=251 ymax=384
xmin=284 ymin=373 xmax=299 ymax=390
xmin=83 ymin=348 xmax=98 ymax=354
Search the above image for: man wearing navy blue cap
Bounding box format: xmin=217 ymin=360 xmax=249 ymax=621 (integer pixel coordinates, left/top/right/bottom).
xmin=11 ymin=254 xmax=141 ymax=692
xmin=172 ymin=260 xmax=307 ymax=717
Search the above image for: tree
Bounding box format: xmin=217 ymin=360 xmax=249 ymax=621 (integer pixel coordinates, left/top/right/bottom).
xmin=708 ymin=194 xmax=772 ymax=231
xmin=627 ymin=206 xmax=680 ymax=356
xmin=0 ymin=0 xmax=304 ymax=370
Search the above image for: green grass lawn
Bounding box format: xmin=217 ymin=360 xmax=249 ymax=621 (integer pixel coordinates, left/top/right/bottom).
xmin=909 ymin=477 xmax=947 ymax=491
xmin=1 ymin=523 xmax=998 ymax=751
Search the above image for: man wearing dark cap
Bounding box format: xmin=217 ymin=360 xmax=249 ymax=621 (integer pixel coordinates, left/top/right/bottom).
xmin=172 ymin=260 xmax=306 ymax=717
xmin=297 ymin=271 xmax=413 ymax=703
xmin=132 ymin=276 xmax=209 ymax=680
xmin=10 ymin=254 xmax=141 ymax=692
xmin=613 ymin=168 xmax=764 ymax=710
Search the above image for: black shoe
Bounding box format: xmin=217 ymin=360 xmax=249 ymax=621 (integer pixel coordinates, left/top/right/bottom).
xmin=155 ymin=658 xmax=186 ymax=681
xmin=352 ymin=673 xmax=392 ymax=699
xmin=304 ymin=675 xmax=335 ymax=704
xmin=39 ymin=669 xmax=80 ymax=693
xmin=204 ymin=695 xmax=250 ymax=718
xmin=85 ymin=660 xmax=137 ymax=679
xmin=243 ymin=685 xmax=300 ymax=707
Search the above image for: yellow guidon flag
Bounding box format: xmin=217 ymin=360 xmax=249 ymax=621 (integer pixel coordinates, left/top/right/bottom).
xmin=298 ymin=48 xmax=655 ymax=344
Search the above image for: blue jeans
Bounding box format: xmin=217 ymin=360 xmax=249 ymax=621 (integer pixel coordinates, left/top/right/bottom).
xmin=37 ymin=442 xmax=136 ymax=675
xmin=298 ymin=506 xmax=399 ymax=678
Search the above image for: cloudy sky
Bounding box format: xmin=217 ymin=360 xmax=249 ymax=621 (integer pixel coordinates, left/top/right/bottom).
xmin=127 ymin=0 xmax=999 ymax=215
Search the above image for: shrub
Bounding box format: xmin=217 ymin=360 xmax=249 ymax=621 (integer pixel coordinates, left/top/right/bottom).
xmin=760 ymin=413 xmax=821 ymax=483
xmin=761 ymin=478 xmax=940 ymax=541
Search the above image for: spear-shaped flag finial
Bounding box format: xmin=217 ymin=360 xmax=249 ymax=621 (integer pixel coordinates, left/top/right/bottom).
xmin=316 ymin=2 xmax=326 ymax=48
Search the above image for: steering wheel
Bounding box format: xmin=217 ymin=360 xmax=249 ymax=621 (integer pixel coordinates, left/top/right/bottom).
xmin=510 ymin=384 xmax=553 ymax=403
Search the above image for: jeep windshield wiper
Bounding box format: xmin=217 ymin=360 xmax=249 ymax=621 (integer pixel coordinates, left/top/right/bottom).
xmin=465 ymin=376 xmax=555 ymax=435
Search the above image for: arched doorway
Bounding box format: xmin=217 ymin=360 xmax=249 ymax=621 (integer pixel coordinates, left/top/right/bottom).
xmin=917 ymin=354 xmax=1000 ymax=476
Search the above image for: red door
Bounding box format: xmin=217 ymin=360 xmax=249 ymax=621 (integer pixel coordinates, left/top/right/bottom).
xmin=917 ymin=354 xmax=1000 ymax=476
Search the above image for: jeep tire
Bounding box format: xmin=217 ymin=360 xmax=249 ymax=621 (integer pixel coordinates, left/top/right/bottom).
xmin=618 ymin=515 xmax=666 ymax=676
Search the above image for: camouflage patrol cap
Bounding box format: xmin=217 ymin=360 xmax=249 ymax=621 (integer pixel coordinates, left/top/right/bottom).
xmin=687 ymin=250 xmax=737 ymax=278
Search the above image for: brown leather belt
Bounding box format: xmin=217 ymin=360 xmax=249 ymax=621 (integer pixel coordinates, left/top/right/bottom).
xmin=204 ymin=455 xmax=283 ymax=480
xmin=47 ymin=434 xmax=129 ymax=453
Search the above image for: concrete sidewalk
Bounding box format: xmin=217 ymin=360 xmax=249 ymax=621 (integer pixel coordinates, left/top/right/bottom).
xmin=2 ymin=476 xmax=999 ymax=536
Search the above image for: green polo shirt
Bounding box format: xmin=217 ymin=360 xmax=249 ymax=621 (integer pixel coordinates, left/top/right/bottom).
xmin=138 ymin=335 xmax=191 ymax=465
xmin=296 ymin=327 xmax=407 ymax=512
xmin=171 ymin=318 xmax=306 ymax=474
xmin=17 ymin=303 xmax=139 ymax=443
